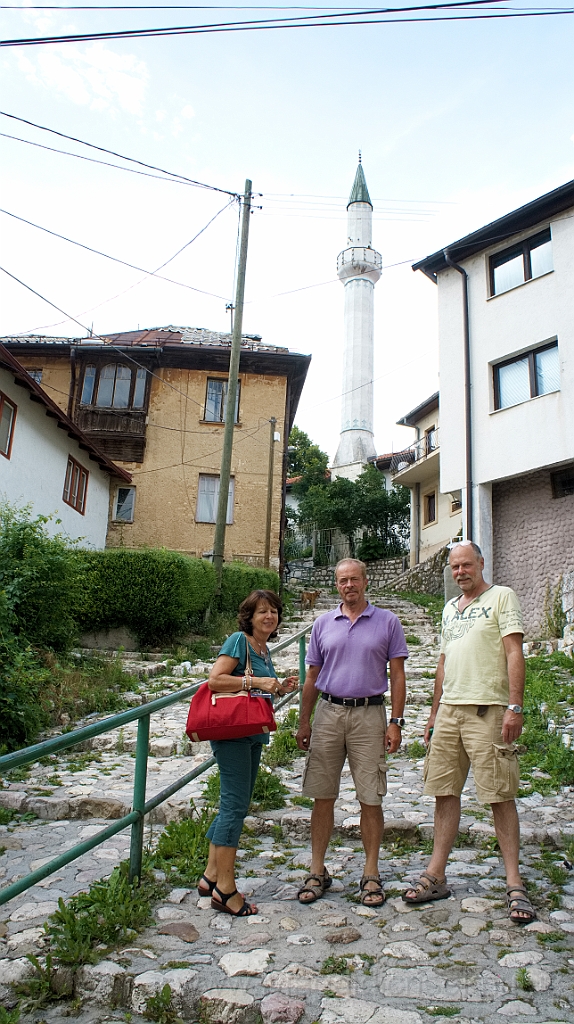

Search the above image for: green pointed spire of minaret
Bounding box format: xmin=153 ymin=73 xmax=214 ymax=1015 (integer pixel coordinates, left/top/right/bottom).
xmin=347 ymin=153 xmax=372 ymax=209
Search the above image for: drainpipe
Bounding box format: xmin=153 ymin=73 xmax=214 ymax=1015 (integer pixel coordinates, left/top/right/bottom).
xmin=67 ymin=347 xmax=76 ymax=419
xmin=414 ymin=482 xmax=420 ymax=565
xmin=443 ymin=249 xmax=473 ymax=541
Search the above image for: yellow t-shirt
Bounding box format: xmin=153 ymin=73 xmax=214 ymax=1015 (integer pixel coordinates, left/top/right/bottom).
xmin=440 ymin=585 xmax=524 ymax=705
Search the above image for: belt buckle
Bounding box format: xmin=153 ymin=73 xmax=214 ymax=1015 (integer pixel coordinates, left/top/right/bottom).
xmin=343 ymin=697 xmax=357 ymax=707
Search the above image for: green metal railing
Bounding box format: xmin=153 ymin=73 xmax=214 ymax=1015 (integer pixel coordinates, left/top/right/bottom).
xmin=0 ymin=624 xmax=311 ymax=907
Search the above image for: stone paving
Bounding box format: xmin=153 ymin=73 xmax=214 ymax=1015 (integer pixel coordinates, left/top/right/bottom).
xmin=1 ymin=596 xmax=574 ymax=1023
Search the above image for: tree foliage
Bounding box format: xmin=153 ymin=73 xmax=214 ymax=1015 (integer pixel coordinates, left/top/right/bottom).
xmin=287 ymin=425 xmax=329 ymax=496
xmin=297 ymin=464 xmax=410 ymax=560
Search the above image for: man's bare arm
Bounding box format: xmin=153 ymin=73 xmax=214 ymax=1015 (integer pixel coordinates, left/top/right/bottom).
xmin=386 ymin=656 xmax=406 ymax=753
xmin=502 ymin=632 xmax=525 ymax=744
xmin=295 ymin=665 xmax=321 ymax=750
xmin=424 ymin=653 xmax=445 ymax=744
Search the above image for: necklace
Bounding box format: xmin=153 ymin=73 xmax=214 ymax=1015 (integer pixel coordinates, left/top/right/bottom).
xmin=250 ymin=635 xmax=271 ymax=665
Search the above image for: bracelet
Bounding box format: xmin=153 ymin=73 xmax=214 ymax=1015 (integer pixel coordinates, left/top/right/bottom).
xmin=243 ymin=675 xmax=251 ymax=692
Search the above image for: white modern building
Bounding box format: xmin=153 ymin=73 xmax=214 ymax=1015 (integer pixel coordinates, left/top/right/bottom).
xmin=0 ymin=345 xmax=131 ymax=547
xmin=332 ymin=160 xmax=382 ymax=480
xmin=414 ymin=179 xmax=574 ymax=634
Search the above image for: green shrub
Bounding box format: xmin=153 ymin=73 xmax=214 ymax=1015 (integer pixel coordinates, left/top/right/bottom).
xmin=219 ymin=562 xmax=279 ymax=614
xmin=0 ymin=502 xmax=80 ymax=651
xmin=152 ymin=808 xmax=214 ymax=883
xmin=74 ymin=548 xmax=217 ymax=645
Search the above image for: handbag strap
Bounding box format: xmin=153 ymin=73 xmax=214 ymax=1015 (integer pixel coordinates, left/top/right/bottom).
xmin=242 ymin=633 xmax=254 ymax=677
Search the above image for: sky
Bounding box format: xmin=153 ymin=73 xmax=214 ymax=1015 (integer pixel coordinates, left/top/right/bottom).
xmin=1 ymin=3 xmax=574 ymax=462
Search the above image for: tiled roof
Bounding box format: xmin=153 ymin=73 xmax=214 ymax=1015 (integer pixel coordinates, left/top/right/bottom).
xmin=0 ymin=326 xmax=289 ymax=355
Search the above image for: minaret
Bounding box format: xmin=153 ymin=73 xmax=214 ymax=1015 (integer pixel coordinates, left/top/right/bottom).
xmin=332 ymin=158 xmax=382 ymax=480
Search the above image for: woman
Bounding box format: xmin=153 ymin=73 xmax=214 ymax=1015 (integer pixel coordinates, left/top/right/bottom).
xmin=198 ymin=589 xmax=297 ymax=917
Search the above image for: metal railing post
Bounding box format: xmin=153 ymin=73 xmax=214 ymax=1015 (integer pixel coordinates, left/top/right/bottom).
xmin=299 ymin=634 xmax=306 ymax=714
xmin=129 ymin=713 xmax=150 ymax=884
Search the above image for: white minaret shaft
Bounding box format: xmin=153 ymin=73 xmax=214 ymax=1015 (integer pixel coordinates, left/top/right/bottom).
xmin=332 ymin=161 xmax=382 ymax=479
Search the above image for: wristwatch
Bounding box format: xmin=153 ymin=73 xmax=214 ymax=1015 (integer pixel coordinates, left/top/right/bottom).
xmin=389 ymin=717 xmax=405 ymax=727
xmin=507 ymin=704 xmax=523 ymax=714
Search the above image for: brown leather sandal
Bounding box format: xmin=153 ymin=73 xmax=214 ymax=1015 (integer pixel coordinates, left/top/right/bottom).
xmin=506 ymin=886 xmax=536 ymax=925
xmin=297 ymin=869 xmax=332 ymax=904
xmin=360 ymin=874 xmax=386 ymax=907
xmin=402 ymin=870 xmax=451 ymax=904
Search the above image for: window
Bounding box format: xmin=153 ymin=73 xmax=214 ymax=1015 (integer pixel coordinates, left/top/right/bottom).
xmin=114 ymin=486 xmax=136 ymax=522
xmin=425 ymin=426 xmax=438 ymax=454
xmin=80 ymin=364 xmax=147 ymax=410
xmin=204 ymin=378 xmax=240 ymax=423
xmin=63 ymin=456 xmax=88 ymax=514
xmin=450 ymin=491 xmax=463 ymax=513
xmin=494 ymin=341 xmax=559 ymax=410
xmin=196 ymin=475 xmax=234 ymax=524
xmin=490 ymin=229 xmax=553 ymax=296
xmin=423 ymin=490 xmax=437 ymax=526
xmin=0 ymin=392 xmax=16 ymax=458
xmin=27 ymin=369 xmax=43 ymax=384
xmin=551 ymin=467 xmax=574 ymax=499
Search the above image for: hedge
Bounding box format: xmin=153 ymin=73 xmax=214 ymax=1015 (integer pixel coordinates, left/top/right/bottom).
xmin=73 ymin=550 xmax=280 ymax=645
xmin=74 ymin=548 xmax=217 ymax=645
xmin=219 ymin=562 xmax=280 ymax=614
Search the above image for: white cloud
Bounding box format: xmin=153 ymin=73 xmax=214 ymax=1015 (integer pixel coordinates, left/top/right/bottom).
xmin=181 ymin=105 xmax=195 ymax=120
xmin=16 ymin=43 xmax=148 ymax=115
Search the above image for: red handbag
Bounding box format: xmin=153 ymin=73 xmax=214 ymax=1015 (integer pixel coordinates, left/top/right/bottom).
xmin=185 ymin=637 xmax=277 ymax=742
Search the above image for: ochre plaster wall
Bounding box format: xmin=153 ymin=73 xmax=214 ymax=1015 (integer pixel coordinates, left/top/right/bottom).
xmin=493 ymin=468 xmax=574 ymax=637
xmin=13 ymin=356 xmax=71 ymax=415
xmin=106 ymin=367 xmax=287 ymax=565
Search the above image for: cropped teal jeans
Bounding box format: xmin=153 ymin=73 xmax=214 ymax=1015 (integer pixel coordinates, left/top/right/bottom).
xmin=206 ymin=736 xmax=263 ymax=848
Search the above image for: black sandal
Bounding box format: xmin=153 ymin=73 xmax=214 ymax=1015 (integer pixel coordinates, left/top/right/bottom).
xmin=506 ymin=885 xmax=536 ymax=925
xmin=211 ymin=885 xmax=257 ymax=917
xmin=197 ymin=873 xmax=217 ymax=896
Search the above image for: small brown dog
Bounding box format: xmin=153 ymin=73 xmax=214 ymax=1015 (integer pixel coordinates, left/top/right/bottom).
xmin=301 ymin=589 xmax=321 ymax=610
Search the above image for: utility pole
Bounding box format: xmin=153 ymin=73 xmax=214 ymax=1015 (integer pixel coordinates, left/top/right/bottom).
xmin=213 ymin=180 xmax=252 ymax=589
xmin=264 ymin=417 xmax=277 ymax=568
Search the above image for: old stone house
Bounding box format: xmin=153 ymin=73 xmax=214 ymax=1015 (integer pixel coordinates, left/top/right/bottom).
xmin=0 ymin=344 xmax=131 ymax=547
xmin=1 ymin=327 xmax=310 ymax=568
xmin=413 ymin=178 xmax=574 ymax=634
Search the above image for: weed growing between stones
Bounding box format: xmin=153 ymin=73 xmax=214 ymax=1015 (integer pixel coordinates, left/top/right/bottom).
xmin=143 ymin=984 xmax=183 ymax=1024
xmin=516 ymin=967 xmax=534 ymax=991
xmin=151 ymin=806 xmax=214 ymax=884
xmin=394 ymin=592 xmax=444 ymax=629
xmin=518 ymin=653 xmax=574 ymax=791
xmin=405 ymin=739 xmax=426 ymax=759
xmin=17 ymin=953 xmax=71 ymax=1010
xmin=320 ymin=956 xmax=353 ymax=975
xmin=41 ymin=861 xmax=168 ymax=968
xmin=0 ymin=1007 xmax=20 ymax=1024
xmin=290 ymin=795 xmax=314 ymax=808
xmin=420 ymin=1008 xmax=461 ymax=1018
xmin=536 ymin=930 xmax=566 ymax=946
xmin=405 ymin=635 xmax=421 ymax=645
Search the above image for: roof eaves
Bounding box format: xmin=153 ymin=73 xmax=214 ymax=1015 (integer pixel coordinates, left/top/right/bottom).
xmin=0 ymin=344 xmax=131 ymax=482
xmin=412 ymin=176 xmax=574 ymax=280
xmin=397 ymin=390 xmax=439 ymax=427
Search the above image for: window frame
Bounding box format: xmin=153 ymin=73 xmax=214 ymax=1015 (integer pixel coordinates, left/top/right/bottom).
xmin=551 ymin=466 xmax=574 ymax=499
xmin=489 ymin=228 xmax=552 ymax=297
xmin=203 ymin=377 xmax=241 ymax=424
xmin=423 ymin=489 xmax=437 ymax=527
xmin=196 ymin=474 xmax=235 ymax=524
xmin=0 ymin=391 xmax=17 ymax=459
xmin=63 ymin=456 xmax=89 ymax=515
xmin=79 ymin=362 xmax=149 ymax=411
xmin=113 ymin=486 xmax=136 ymax=523
xmin=493 ymin=340 xmax=559 ymax=411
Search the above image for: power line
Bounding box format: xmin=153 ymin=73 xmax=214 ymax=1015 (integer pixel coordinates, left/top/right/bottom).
xmin=0 ymin=201 xmax=234 ymax=300
xmin=0 ymin=111 xmax=238 ymax=195
xmin=3 ymin=0 xmax=563 ymax=48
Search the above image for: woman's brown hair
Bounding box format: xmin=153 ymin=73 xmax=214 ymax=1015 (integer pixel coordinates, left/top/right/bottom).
xmin=238 ymin=590 xmax=282 ymax=638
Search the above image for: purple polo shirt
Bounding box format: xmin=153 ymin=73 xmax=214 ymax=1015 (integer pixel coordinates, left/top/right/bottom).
xmin=305 ymin=602 xmax=408 ymax=698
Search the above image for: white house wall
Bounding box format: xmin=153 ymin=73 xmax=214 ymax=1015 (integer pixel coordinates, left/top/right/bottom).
xmin=439 ymin=210 xmax=574 ymax=494
xmin=0 ymin=369 xmax=111 ymax=547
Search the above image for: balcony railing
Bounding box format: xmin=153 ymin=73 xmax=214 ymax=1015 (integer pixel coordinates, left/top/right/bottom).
xmin=390 ymin=428 xmax=439 ymax=475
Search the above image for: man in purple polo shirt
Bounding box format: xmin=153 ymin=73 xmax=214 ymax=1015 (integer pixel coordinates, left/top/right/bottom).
xmin=295 ymin=558 xmax=407 ymax=906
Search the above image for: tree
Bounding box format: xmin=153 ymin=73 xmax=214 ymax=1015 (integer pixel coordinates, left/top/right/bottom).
xmin=297 ymin=464 xmax=410 ymax=562
xmin=287 ymin=426 xmax=329 ymax=497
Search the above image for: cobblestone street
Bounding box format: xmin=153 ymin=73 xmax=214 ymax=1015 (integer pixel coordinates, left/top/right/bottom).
xmin=1 ymin=596 xmax=574 ymax=1024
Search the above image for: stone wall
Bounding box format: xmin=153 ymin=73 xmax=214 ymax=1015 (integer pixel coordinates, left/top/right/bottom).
xmin=288 ymin=556 xmax=406 ymax=591
xmin=387 ymin=545 xmax=451 ymax=597
xmin=493 ymin=468 xmax=574 ymax=638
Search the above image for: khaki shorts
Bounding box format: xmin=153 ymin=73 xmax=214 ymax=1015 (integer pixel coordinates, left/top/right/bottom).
xmin=423 ymin=703 xmax=519 ymax=804
xmin=302 ymin=697 xmax=388 ymax=805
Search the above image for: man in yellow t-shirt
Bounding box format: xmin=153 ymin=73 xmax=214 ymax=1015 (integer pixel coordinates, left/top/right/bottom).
xmin=403 ymin=541 xmax=535 ymax=925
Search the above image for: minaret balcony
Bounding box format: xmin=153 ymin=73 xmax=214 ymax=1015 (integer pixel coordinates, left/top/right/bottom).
xmin=337 ymin=246 xmax=382 ymax=283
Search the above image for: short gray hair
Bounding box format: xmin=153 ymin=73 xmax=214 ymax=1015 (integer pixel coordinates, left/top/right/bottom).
xmin=450 ymin=540 xmax=482 ymax=558
xmin=335 ymin=558 xmax=367 ymax=579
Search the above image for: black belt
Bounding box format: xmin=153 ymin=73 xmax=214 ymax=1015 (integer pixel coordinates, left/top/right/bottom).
xmin=321 ymin=693 xmax=385 ymax=708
